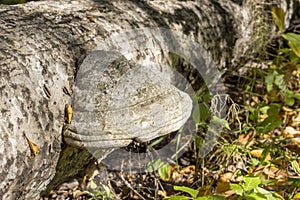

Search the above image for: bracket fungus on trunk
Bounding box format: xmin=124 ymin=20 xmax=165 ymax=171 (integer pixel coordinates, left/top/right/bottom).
xmin=63 ymin=50 xmax=193 ymax=161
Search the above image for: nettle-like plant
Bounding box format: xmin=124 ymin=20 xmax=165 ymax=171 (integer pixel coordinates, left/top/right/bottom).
xmin=268 ymin=7 xmax=300 ymax=106
xmin=272 ymin=7 xmax=300 ymax=58
xmin=230 ymin=175 xmax=284 ymax=200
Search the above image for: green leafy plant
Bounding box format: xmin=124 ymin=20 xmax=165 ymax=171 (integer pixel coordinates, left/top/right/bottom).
xmin=86 ymin=180 xmax=115 ymax=200
xmin=246 ymin=102 xmax=282 ymax=134
xmin=164 ymin=186 xmax=226 ymax=200
xmin=192 ymin=92 xmax=212 ymax=125
xmin=147 ymin=158 xmax=171 ymax=181
xmin=256 ymin=104 xmax=282 ymax=134
xmin=230 ymin=175 xmax=284 ymax=200
xmin=272 ymin=7 xmax=300 ymax=57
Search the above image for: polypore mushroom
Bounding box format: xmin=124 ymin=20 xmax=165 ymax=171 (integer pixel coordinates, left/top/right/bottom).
xmin=63 ymin=50 xmax=192 ymax=161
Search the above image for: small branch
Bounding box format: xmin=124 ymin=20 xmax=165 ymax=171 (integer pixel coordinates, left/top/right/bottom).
xmin=119 ymin=160 xmax=146 ymax=200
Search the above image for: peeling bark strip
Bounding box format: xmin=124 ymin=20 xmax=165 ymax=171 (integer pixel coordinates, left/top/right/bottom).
xmin=0 ymin=0 xmax=298 ymax=199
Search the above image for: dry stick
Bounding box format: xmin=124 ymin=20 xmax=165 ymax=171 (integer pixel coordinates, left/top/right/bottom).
xmin=100 ymin=164 xmax=120 ymax=200
xmin=201 ymin=158 xmax=205 ymax=186
xmin=155 ymin=178 xmax=158 ymax=200
xmin=146 ymin=148 xmax=165 ymax=193
xmin=146 ymin=149 xmax=163 ymax=199
xmin=107 ymin=179 xmax=120 ymax=200
xmin=120 ymin=160 xmax=146 ymax=200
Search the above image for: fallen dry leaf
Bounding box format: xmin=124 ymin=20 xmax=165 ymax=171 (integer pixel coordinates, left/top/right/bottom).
xmin=179 ymin=165 xmax=195 ymax=174
xmin=23 ymin=132 xmax=39 ymax=156
xmin=158 ymin=190 xmax=167 ymax=198
xmin=216 ymin=182 xmax=235 ymax=197
xmin=220 ymin=172 xmax=234 ymax=182
xmin=251 ymin=96 xmax=260 ymax=104
xmin=238 ymin=132 xmax=254 ymax=147
xmin=65 ymin=104 xmax=73 ymax=125
xmin=86 ymin=15 xmax=96 ymax=22
xmin=283 ymin=126 xmax=300 ymax=145
xmin=250 ymin=149 xmax=271 ymax=161
xmin=73 ymin=190 xmax=89 ymax=199
xmin=263 ymin=166 xmax=287 ymax=182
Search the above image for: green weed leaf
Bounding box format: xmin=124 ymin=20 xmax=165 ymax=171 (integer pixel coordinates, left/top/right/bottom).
xmin=246 ymin=192 xmax=267 ymax=200
xmin=195 ymin=197 xmax=209 ymax=200
xmin=165 ymin=196 xmax=190 ymax=200
xmin=274 ymin=74 xmax=286 ymax=91
xmin=267 ymin=104 xmax=280 ymax=116
xmin=254 ymin=187 xmax=284 ymax=200
xmin=158 ymin=162 xmax=170 ymax=181
xmin=211 ymin=116 xmax=230 ymax=131
xmin=294 ymin=192 xmax=300 ymax=198
xmin=147 ymin=159 xmax=172 ymax=181
xmin=282 ymin=33 xmax=300 ymax=58
xmin=293 ymin=93 xmax=300 ymax=100
xmin=285 ymin=96 xmax=295 ymax=106
xmin=243 ymin=175 xmax=261 ymax=192
xmin=174 ymin=186 xmax=199 ymax=198
xmin=230 ymin=183 xmax=244 ymax=196
xmin=271 ymin=7 xmax=285 ymax=32
xmin=207 ymin=195 xmax=226 ymax=200
xmin=265 ymin=75 xmax=274 ymax=93
xmin=256 ymin=115 xmax=282 ymax=134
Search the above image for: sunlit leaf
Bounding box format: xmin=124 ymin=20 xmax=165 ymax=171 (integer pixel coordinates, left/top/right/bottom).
xmin=260 ymin=106 xmax=270 ymax=114
xmin=211 ymin=116 xmax=230 ymax=131
xmin=285 ymin=96 xmax=295 ymax=106
xmin=207 ymin=195 xmax=226 ymax=200
xmin=293 ymin=93 xmax=300 ymax=100
xmin=164 ymin=196 xmax=190 ymax=200
xmin=243 ymin=175 xmax=261 ymax=192
xmin=173 ymin=186 xmax=198 ymax=199
xmin=230 ymin=183 xmax=243 ymax=196
xmin=274 ymin=74 xmax=286 ymax=91
xmin=254 ymin=187 xmax=284 ymax=200
xmin=271 ymin=7 xmax=285 ymax=32
xmin=282 ymin=33 xmax=300 ymax=58
xmin=246 ymin=192 xmax=267 ymax=200
xmin=294 ymin=192 xmax=300 ymax=198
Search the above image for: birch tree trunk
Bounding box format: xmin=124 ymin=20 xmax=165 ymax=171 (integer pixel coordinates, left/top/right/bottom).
xmin=0 ymin=0 xmax=298 ymax=199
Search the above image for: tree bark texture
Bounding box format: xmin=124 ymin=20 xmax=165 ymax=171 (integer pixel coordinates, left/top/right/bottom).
xmin=0 ymin=0 xmax=298 ymax=199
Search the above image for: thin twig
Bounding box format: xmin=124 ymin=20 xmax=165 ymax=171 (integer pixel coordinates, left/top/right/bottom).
xmin=107 ymin=179 xmax=120 ymax=200
xmin=120 ymin=160 xmax=146 ymax=200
